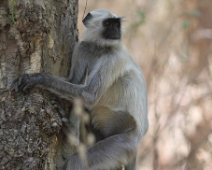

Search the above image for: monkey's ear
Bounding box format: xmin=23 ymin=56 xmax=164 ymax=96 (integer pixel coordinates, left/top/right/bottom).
xmin=82 ymin=13 xmax=93 ymax=27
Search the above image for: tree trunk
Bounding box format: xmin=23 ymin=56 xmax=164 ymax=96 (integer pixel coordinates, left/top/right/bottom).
xmin=0 ymin=0 xmax=78 ymax=169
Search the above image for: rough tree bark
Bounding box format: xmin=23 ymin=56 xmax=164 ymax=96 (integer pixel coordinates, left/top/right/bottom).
xmin=0 ymin=0 xmax=78 ymax=169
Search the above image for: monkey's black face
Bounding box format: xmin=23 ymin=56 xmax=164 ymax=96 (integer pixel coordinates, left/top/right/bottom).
xmin=102 ymin=18 xmax=121 ymax=40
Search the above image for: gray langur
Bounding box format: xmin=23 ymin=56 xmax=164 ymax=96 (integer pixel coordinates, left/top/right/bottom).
xmin=10 ymin=9 xmax=148 ymax=170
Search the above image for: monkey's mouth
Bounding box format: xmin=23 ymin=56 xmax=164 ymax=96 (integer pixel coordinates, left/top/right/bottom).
xmin=109 ymin=34 xmax=121 ymax=40
xmin=102 ymin=33 xmax=121 ymax=40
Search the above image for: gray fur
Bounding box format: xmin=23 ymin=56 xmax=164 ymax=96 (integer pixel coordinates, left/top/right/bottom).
xmin=10 ymin=9 xmax=148 ymax=170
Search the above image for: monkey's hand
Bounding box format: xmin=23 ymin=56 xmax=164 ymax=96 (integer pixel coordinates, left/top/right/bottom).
xmin=10 ymin=73 xmax=43 ymax=92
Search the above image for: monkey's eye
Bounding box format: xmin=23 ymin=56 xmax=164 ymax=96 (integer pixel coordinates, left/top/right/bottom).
xmin=115 ymin=22 xmax=120 ymax=27
xmin=105 ymin=21 xmax=111 ymax=27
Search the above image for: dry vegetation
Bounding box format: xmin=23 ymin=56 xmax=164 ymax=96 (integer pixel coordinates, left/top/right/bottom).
xmin=78 ymin=0 xmax=212 ymax=169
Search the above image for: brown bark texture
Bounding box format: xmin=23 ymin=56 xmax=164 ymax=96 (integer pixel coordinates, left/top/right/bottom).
xmin=0 ymin=0 xmax=78 ymax=169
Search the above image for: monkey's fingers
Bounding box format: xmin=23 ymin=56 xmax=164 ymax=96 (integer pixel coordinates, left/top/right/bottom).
xmin=50 ymin=100 xmax=72 ymax=130
xmin=51 ymin=100 xmax=67 ymax=118
xmin=10 ymin=79 xmax=20 ymax=92
xmin=18 ymin=75 xmax=25 ymax=86
xmin=18 ymin=74 xmax=35 ymax=91
xmin=57 ymin=106 xmax=67 ymax=118
xmin=50 ymin=99 xmax=58 ymax=107
xmin=21 ymin=83 xmax=33 ymax=91
xmin=61 ymin=117 xmax=70 ymax=125
xmin=9 ymin=74 xmax=29 ymax=92
xmin=61 ymin=117 xmax=73 ymax=132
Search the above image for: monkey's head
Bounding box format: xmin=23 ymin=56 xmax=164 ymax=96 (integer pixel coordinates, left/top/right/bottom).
xmin=82 ymin=9 xmax=123 ymax=47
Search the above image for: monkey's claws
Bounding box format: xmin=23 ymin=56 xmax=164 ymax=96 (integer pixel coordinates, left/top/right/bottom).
xmin=10 ymin=73 xmax=41 ymax=92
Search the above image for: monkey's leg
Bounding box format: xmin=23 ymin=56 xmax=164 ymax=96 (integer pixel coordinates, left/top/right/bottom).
xmin=66 ymin=132 xmax=137 ymax=170
xmin=91 ymin=107 xmax=136 ymax=137
xmin=65 ymin=109 xmax=138 ymax=170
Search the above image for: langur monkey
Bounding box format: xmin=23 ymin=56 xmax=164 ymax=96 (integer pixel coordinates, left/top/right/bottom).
xmin=10 ymin=9 xmax=148 ymax=170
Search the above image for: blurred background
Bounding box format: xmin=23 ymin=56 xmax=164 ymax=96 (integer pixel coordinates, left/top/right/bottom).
xmin=78 ymin=0 xmax=212 ymax=170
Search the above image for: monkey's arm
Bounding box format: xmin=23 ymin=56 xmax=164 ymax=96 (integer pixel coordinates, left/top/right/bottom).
xmin=10 ymin=68 xmax=104 ymax=106
xmin=68 ymin=45 xmax=87 ymax=84
xmin=10 ymin=73 xmax=82 ymax=100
